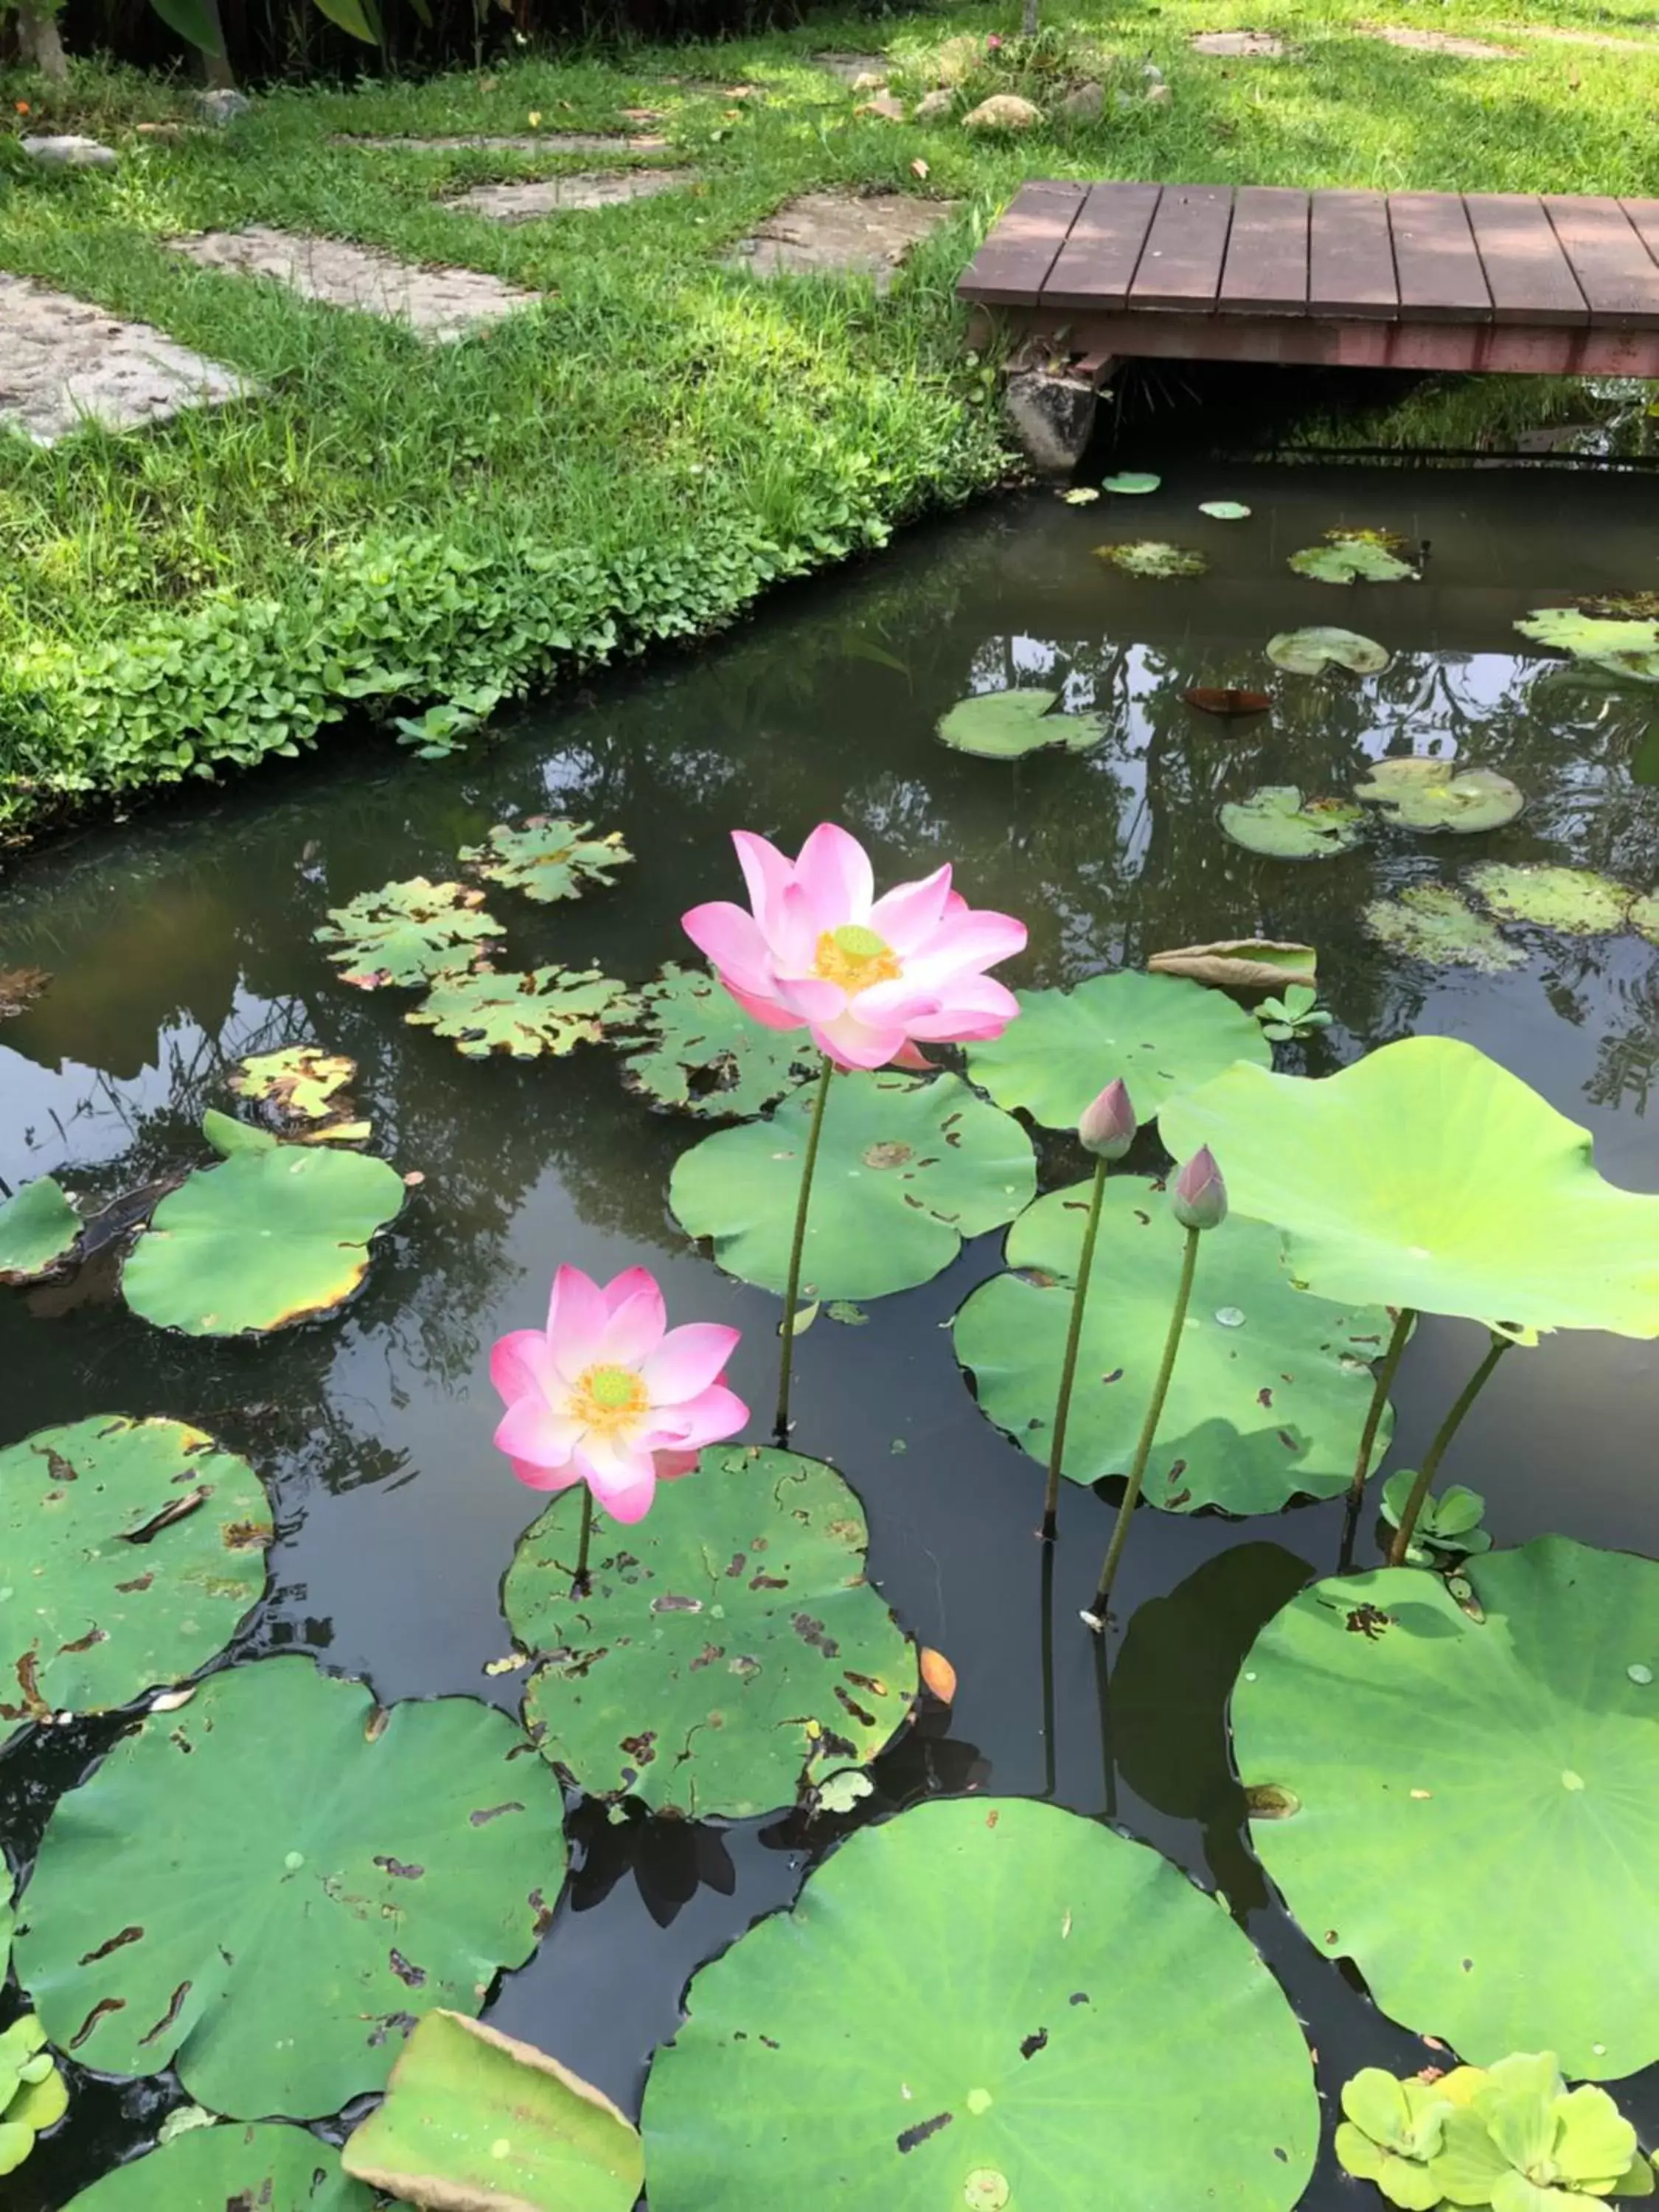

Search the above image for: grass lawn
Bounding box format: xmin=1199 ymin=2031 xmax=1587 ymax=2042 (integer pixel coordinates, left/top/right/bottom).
xmin=2 ymin=0 xmax=1657 ymax=832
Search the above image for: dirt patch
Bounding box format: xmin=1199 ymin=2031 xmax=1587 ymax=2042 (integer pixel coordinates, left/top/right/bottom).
xmin=727 ymin=192 xmax=959 ymax=290
xmin=0 ymin=272 xmax=248 ymax=445
xmin=1511 ymin=22 xmax=1656 ymax=49
xmin=1189 ymin=30 xmax=1288 ymax=56
xmin=446 ymin=168 xmax=695 ymax=220
xmin=330 ymin=132 xmax=664 ymax=153
xmin=170 ymin=227 xmax=538 ymax=340
xmin=812 ymin=52 xmax=888 ymax=82
xmin=1360 ymin=26 xmax=1520 ymax=57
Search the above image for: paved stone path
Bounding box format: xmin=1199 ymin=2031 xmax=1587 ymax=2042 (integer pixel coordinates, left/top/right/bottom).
xmin=1189 ymin=29 xmax=1287 ymax=55
xmin=446 ymin=169 xmax=693 ymax=220
xmin=1362 ymin=26 xmax=1519 ymax=55
xmin=0 ymin=272 xmax=246 ymax=445
xmin=729 ymin=192 xmax=958 ymax=288
xmin=170 ymin=227 xmax=538 ymax=339
xmin=329 ymin=131 xmax=664 ymax=153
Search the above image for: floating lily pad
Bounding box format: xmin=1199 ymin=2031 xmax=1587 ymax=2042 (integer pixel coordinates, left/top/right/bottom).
xmin=1220 ymin=786 xmax=1366 ymax=859
xmin=1160 ymin=1035 xmax=1659 ymax=1338
xmin=668 ymin=1071 xmax=1034 ymax=1301
xmin=1096 ymin=540 xmax=1208 ymax=578
xmin=506 ymin=1446 xmax=916 ymax=1820
xmin=1103 ymin=472 xmax=1161 ymax=494
xmin=1200 ymin=500 xmax=1251 ymax=520
xmin=1148 ymin=941 xmax=1317 ymax=992
xmin=122 ymin=1145 xmax=406 ymax=1335
xmin=0 ymin=1178 xmax=82 ymax=1284
xmin=342 ymin=2011 xmax=643 ymax=2212
xmin=316 ymin=877 xmax=502 ymax=990
xmin=1469 ymin=862 xmax=1635 ymax=937
xmin=619 ymin=963 xmax=816 ymax=1119
xmin=936 ymin=688 xmax=1107 ymax=759
xmin=459 ymin=818 xmax=633 ymax=905
xmin=1363 ymin=886 xmax=1525 ymax=972
xmin=406 ymin=965 xmax=632 ymax=1060
xmin=1266 ymin=628 xmax=1391 ymax=676
xmin=16 ymin=1656 xmax=564 ymax=2119
xmin=967 ymin=969 xmax=1269 ymax=1134
xmin=1233 ymin=1538 xmax=1659 ymax=2079
xmin=1 ymin=1415 xmax=271 ymax=1746
xmin=1355 ymin=759 xmax=1525 ymax=835
xmin=60 ymin=2122 xmax=373 ymax=2210
xmin=1060 ymin=487 xmax=1101 ymax=505
xmin=1290 ymin=539 xmax=1417 ymax=584
xmin=953 ymin=1178 xmax=1393 ymax=1513
xmin=1516 ymin=605 xmax=1659 ymax=684
xmin=229 ymin=1047 xmax=358 ymax=1127
xmin=641 ymin=1795 xmax=1318 ymax=2212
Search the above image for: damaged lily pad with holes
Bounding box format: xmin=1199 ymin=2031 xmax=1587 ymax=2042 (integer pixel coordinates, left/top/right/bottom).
xmin=60 ymin=2122 xmax=372 ymax=2210
xmin=1290 ymin=537 xmax=1419 ymax=584
xmin=1 ymin=1415 xmax=271 ymax=1746
xmin=1148 ymin=942 xmax=1317 ymax=992
xmin=1221 ymin=786 xmax=1366 ymax=860
xmin=0 ymin=1177 xmax=82 ymax=1283
xmin=1266 ymin=627 xmax=1391 ymax=676
xmin=1095 ymin=540 xmax=1208 ymax=579
xmin=15 ymin=1655 xmax=566 ymax=2119
xmin=935 ymin=688 xmax=1107 ymax=759
xmin=669 ymin=1071 xmax=1034 ymax=1302
xmin=229 ymin=1047 xmax=359 ymax=1131
xmin=122 ymin=1145 xmax=406 ymax=1335
xmin=953 ymin=1177 xmax=1394 ymax=1514
xmin=619 ymin=963 xmax=816 ymax=1120
xmin=1232 ymin=1537 xmax=1659 ymax=2079
xmin=316 ymin=877 xmax=502 ymax=989
xmin=967 ymin=969 xmax=1269 ymax=1133
xmin=640 ymin=1795 xmax=1319 ymax=2212
xmin=459 ymin=818 xmax=633 ymax=905
xmin=1355 ymin=759 xmax=1526 ymax=835
xmin=504 ymin=1446 xmax=917 ymax=1820
xmin=406 ymin=965 xmax=632 ymax=1060
xmin=1363 ymin=886 xmax=1524 ymax=972
xmin=1469 ymin=862 xmax=1638 ymax=938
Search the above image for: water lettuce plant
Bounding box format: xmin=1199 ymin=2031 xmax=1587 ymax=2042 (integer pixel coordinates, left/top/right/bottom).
xmin=619 ymin=963 xmax=817 ymax=1119
xmin=1220 ymin=785 xmax=1366 ymax=858
xmin=0 ymin=2015 xmax=67 ymax=2178
xmin=1336 ymin=2065 xmax=1479 ymax=2210
xmin=459 ymin=816 xmax=633 ymax=904
xmin=58 ymin=2124 xmax=372 ymax=2210
xmin=316 ymin=877 xmax=502 ymax=989
xmin=1379 ymin=1470 xmax=1490 ymax=1566
xmin=935 ymin=687 xmax=1107 ymax=758
xmin=1253 ymin=983 xmax=1330 ymax=1040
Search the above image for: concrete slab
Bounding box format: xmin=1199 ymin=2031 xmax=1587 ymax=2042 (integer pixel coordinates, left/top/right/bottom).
xmin=0 ymin=272 xmax=247 ymax=446
xmin=1189 ymin=29 xmax=1287 ymax=55
xmin=446 ymin=167 xmax=694 ymax=220
xmin=330 ymin=131 xmax=664 ymax=153
xmin=727 ymin=192 xmax=959 ymax=290
xmin=169 ymin=227 xmax=538 ymax=340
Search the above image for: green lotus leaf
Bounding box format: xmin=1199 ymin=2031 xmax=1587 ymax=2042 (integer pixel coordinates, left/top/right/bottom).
xmin=1232 ymin=1538 xmax=1659 ymax=2078
xmin=1095 ymin=539 xmax=1207 ymax=577
xmin=406 ymin=964 xmax=632 ymax=1060
xmin=342 ymin=2011 xmax=643 ymax=2212
xmin=1355 ymin=759 xmax=1526 ymax=834
xmin=1220 ymin=785 xmax=1366 ymax=859
xmin=953 ymin=1176 xmax=1394 ymax=1513
xmin=1290 ymin=538 xmax=1418 ymax=583
xmin=316 ymin=877 xmax=502 ymax=989
xmin=505 ymin=1446 xmax=917 ymax=1819
xmin=1159 ymin=1036 xmax=1659 ymax=1338
xmin=1363 ymin=886 xmax=1525 ymax=972
xmin=122 ymin=1145 xmax=406 ymax=1335
xmin=668 ymin=1071 xmax=1034 ymax=1301
xmin=1515 ymin=607 xmax=1659 ymax=661
xmin=1470 ymin=863 xmax=1635 ymax=938
xmin=0 ymin=1176 xmax=82 ymax=1284
xmin=459 ymin=816 xmax=633 ymax=905
xmin=230 ymin=1047 xmax=357 ymax=1122
xmin=1148 ymin=940 xmax=1317 ymax=992
xmin=1103 ymin=471 xmax=1161 ymax=493
xmin=966 ymin=968 xmax=1270 ymax=1132
xmin=203 ymin=1107 xmax=279 ymax=1156
xmin=641 ymin=1795 xmax=1319 ymax=2212
xmin=1 ymin=1415 xmax=271 ymax=1746
xmin=618 ymin=962 xmax=816 ymax=1120
xmin=16 ymin=1656 xmax=566 ymax=2118
xmin=60 ymin=2123 xmax=372 ymax=2210
xmin=1200 ymin=500 xmax=1252 ymax=519
xmin=936 ymin=687 xmax=1107 ymax=759
xmin=1266 ymin=627 xmax=1391 ymax=675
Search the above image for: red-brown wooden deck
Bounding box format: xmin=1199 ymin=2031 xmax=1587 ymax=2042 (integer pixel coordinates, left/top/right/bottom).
xmin=959 ymin=182 xmax=1659 ymax=375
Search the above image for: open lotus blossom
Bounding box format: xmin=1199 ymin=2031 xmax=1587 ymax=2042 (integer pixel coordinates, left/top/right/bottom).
xmin=490 ymin=1264 xmax=746 ymax=1522
xmin=682 ymin=822 xmax=1026 ymax=1071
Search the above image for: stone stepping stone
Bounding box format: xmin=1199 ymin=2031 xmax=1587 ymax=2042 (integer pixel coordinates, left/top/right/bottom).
xmin=0 ymin=272 xmax=247 ymax=445
xmin=728 ymin=192 xmax=959 ymax=291
xmin=1361 ymin=26 xmax=1518 ymax=55
xmin=330 ymin=131 xmax=664 ymax=153
xmin=446 ymin=167 xmax=694 ymax=220
xmin=812 ymin=52 xmax=888 ymax=82
xmin=169 ymin=227 xmax=537 ymax=341
xmin=1189 ymin=29 xmax=1287 ymax=55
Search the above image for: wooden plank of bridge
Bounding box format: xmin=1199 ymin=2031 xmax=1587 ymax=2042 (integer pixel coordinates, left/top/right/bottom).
xmin=1045 ymin=181 xmax=1162 ymax=309
xmin=1388 ymin=192 xmax=1492 ymax=320
xmin=1218 ymin=186 xmax=1310 ymax=313
xmin=1309 ymin=190 xmax=1397 ymax=317
xmin=1543 ymin=196 xmax=1659 ymax=324
xmin=1618 ymin=198 xmax=1659 ymax=275
xmin=1129 ymin=184 xmax=1234 ymax=307
xmin=1464 ymin=195 xmax=1588 ymax=324
xmin=955 ymin=179 xmax=1087 ymax=306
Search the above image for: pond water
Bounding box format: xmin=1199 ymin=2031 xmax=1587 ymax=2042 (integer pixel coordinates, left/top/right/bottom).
xmin=4 ymin=453 xmax=1659 ymax=2205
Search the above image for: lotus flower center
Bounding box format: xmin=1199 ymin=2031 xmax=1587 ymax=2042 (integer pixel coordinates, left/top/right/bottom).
xmin=815 ymin=923 xmax=901 ymax=995
xmin=571 ymin=1363 xmax=649 ymax=1438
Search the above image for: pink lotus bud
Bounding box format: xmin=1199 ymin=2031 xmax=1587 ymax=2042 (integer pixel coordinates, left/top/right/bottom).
xmin=1078 ymin=1077 xmax=1135 ymax=1161
xmin=987 ymin=32 xmax=1002 ymax=46
xmin=1171 ymin=1146 xmax=1228 ymax=1231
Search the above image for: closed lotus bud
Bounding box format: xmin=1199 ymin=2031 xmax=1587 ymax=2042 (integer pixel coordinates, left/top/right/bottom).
xmin=1171 ymin=1146 xmax=1228 ymax=1231
xmin=1078 ymin=1077 xmax=1136 ymax=1161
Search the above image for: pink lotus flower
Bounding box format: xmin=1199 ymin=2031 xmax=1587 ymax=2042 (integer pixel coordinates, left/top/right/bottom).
xmin=490 ymin=1265 xmax=747 ymax=1522
xmin=681 ymin=823 xmax=1026 ymax=1072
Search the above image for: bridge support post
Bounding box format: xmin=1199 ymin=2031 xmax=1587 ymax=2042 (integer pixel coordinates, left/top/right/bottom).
xmin=1001 ymin=341 xmax=1116 ymax=476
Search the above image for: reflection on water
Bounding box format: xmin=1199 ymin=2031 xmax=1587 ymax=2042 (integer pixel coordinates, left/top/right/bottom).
xmin=4 ymin=459 xmax=1659 ymax=2205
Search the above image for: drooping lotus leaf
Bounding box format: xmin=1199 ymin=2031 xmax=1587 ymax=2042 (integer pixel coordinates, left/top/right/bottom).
xmin=59 ymin=2123 xmax=373 ymax=2211
xmin=953 ymin=1178 xmax=1393 ymax=1513
xmin=1290 ymin=539 xmax=1417 ymax=584
xmin=1266 ymin=627 xmax=1391 ymax=675
xmin=122 ymin=1146 xmax=405 ymax=1335
xmin=229 ymin=1047 xmax=358 ymax=1127
xmin=406 ymin=964 xmax=632 ymax=1060
xmin=1 ymin=1415 xmax=271 ymax=1745
xmin=316 ymin=877 xmax=502 ymax=989
xmin=1469 ymin=862 xmax=1635 ymax=937
xmin=1232 ymin=1537 xmax=1659 ymax=2079
xmin=505 ymin=1446 xmax=917 ymax=1818
xmin=0 ymin=2013 xmax=68 ymax=2177
xmin=619 ymin=962 xmax=815 ymax=1119
xmin=1095 ymin=540 xmax=1208 ymax=578
xmin=1220 ymin=785 xmax=1366 ymax=859
xmin=459 ymin=817 xmax=633 ymax=905
xmin=341 ymin=2011 xmax=644 ymax=2212
xmin=668 ymin=1071 xmax=1034 ymax=1301
xmin=935 ymin=688 xmax=1107 ymax=759
xmin=1200 ymin=500 xmax=1251 ymax=519
xmin=1103 ymin=472 xmax=1161 ymax=494
xmin=966 ymin=969 xmax=1270 ymax=1132
xmin=1362 ymin=886 xmax=1525 ymax=971
xmin=0 ymin=1177 xmax=81 ymax=1283
xmin=16 ymin=1655 xmax=565 ymax=2118
xmin=1159 ymin=1036 xmax=1659 ymax=1338
xmin=641 ymin=1795 xmax=1319 ymax=2212
xmin=1354 ymin=758 xmax=1526 ymax=835
xmin=1148 ymin=941 xmax=1317 ymax=992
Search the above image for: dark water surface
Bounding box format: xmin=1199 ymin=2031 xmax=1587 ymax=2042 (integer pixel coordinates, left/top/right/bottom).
xmin=4 ymin=458 xmax=1659 ymax=2205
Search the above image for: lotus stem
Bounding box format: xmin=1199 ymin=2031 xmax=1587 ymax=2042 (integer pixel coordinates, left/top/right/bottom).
xmin=773 ymin=1054 xmax=835 ymax=1443
xmin=1042 ymin=1154 xmax=1110 ymax=1541
xmin=574 ymin=1486 xmax=595 ymax=1596
xmin=1039 ymin=1537 xmax=1057 ymax=1800
xmin=1386 ymin=1331 xmax=1513 ymax=1566
xmin=1338 ymin=1305 xmax=1416 ymax=1570
xmin=1084 ymin=1224 xmax=1201 ymax=1631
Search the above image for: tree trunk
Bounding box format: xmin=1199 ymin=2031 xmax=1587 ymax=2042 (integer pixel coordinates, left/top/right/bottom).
xmin=18 ymin=2 xmax=69 ymax=78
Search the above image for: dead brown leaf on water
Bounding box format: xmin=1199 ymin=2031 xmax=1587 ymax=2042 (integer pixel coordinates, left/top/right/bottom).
xmin=0 ymin=966 xmax=52 ymax=1018
xmin=1149 ymin=939 xmax=1318 ymax=992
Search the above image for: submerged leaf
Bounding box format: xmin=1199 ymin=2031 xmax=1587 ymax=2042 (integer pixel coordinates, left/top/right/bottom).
xmin=0 ymin=967 xmax=51 ymax=1020
xmin=619 ymin=962 xmax=817 ymax=1119
xmin=1183 ymin=686 xmax=1272 ymax=718
xmin=1095 ymin=540 xmax=1207 ymax=578
xmin=1220 ymin=786 xmax=1366 ymax=859
xmin=1355 ymin=758 xmax=1526 ymax=835
xmin=460 ymin=817 xmax=633 ymax=905
xmin=229 ymin=1047 xmax=358 ymax=1124
xmin=0 ymin=1178 xmax=82 ymax=1284
xmin=936 ymin=687 xmax=1107 ymax=759
xmin=316 ymin=877 xmax=501 ymax=990
xmin=1362 ymin=886 xmax=1524 ymax=972
xmin=1266 ymin=627 xmax=1391 ymax=675
xmin=406 ymin=965 xmax=632 ymax=1060
xmin=1290 ymin=538 xmax=1418 ymax=584
xmin=1469 ymin=863 xmax=1636 ymax=938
